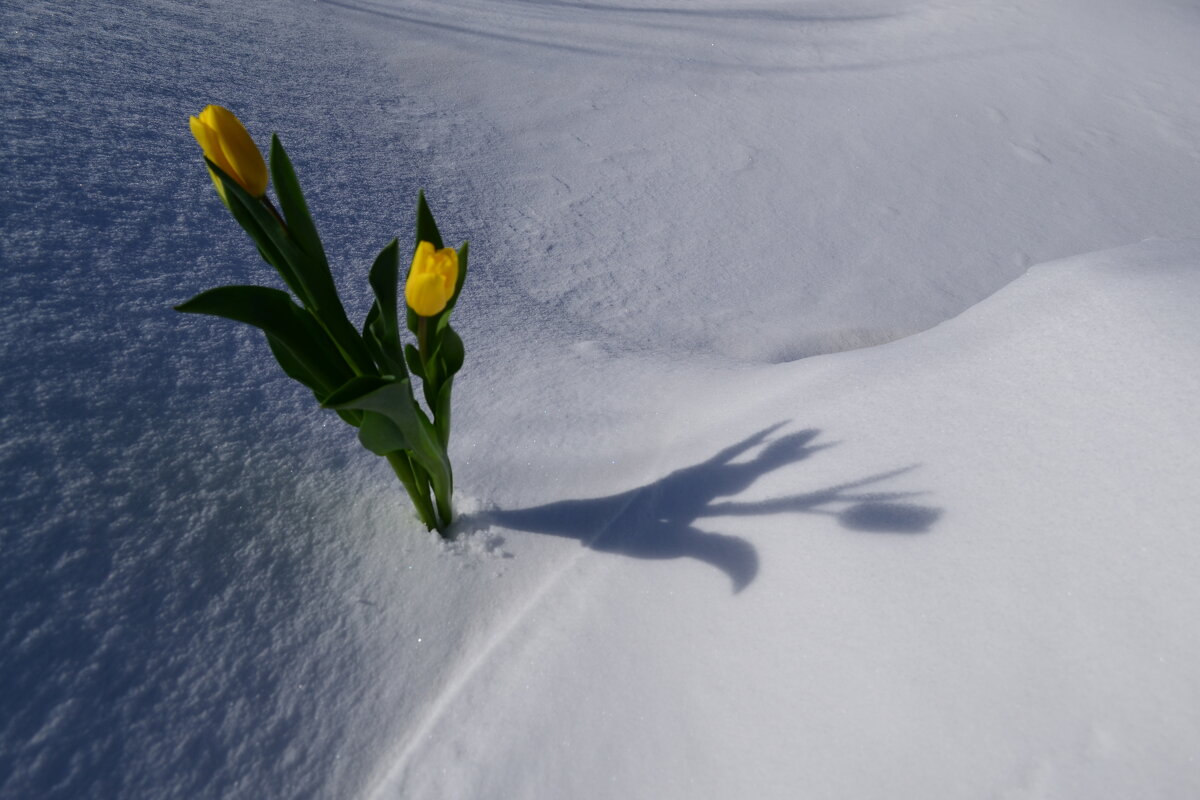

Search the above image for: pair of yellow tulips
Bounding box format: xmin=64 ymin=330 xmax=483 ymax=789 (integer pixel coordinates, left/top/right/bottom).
xmin=189 ymin=105 xmax=457 ymax=317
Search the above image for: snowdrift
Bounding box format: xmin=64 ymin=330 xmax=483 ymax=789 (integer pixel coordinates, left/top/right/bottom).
xmin=4 ymin=0 xmax=1200 ymax=797
xmin=367 ymin=237 xmax=1200 ymax=799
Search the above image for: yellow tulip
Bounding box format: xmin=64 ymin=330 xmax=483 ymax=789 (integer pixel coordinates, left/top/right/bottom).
xmin=405 ymin=241 xmax=459 ymax=317
xmin=188 ymin=105 xmax=269 ymax=202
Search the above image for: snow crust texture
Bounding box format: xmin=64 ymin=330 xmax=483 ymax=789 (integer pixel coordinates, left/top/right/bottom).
xmin=3 ymin=0 xmax=1199 ymax=798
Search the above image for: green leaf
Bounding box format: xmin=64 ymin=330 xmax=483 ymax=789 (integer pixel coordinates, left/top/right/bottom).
xmin=226 ymin=149 xmax=335 ymax=313
xmin=207 ymin=159 xmax=312 ymax=304
xmin=214 ymin=175 xmax=307 ymax=300
xmin=209 ymin=159 xmax=377 ymax=376
xmin=362 ymin=317 xmax=401 ymax=379
xmin=322 ymin=376 xmax=452 ymax=513
xmin=363 ymin=302 xmax=380 ymax=338
xmin=448 ymin=240 xmax=469 ymax=313
xmin=363 ymin=304 xmax=406 ymax=379
xmin=176 ymin=285 xmax=353 ymax=393
xmin=336 ymin=408 xmax=364 ymax=427
xmin=365 ymin=239 xmax=408 ymax=377
xmin=266 ymin=332 xmax=321 ymax=392
xmin=357 ymin=410 xmax=409 ymax=455
xmin=269 ymin=135 xmax=331 ymax=272
xmin=414 ymin=190 xmax=444 ymax=250
xmin=323 ymin=375 xmax=390 ymax=407
xmin=405 ymin=304 xmax=420 ymax=338
xmin=404 ymin=344 xmax=425 ymax=379
xmin=438 ymin=325 xmax=465 ymax=378
xmin=368 ymin=239 xmax=400 ymax=341
xmin=362 ymin=302 xmax=383 ymax=359
xmin=434 ymin=376 xmax=453 ymax=449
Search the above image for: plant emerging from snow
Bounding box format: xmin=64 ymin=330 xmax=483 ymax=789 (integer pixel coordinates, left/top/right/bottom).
xmin=177 ymin=105 xmax=467 ymax=535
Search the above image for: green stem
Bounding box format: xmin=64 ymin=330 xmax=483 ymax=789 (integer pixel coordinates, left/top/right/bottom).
xmin=416 ymin=315 xmax=438 ymax=415
xmin=386 ymin=451 xmax=440 ymax=533
xmin=415 ymin=315 xmax=454 ymax=530
xmin=435 ymin=383 xmax=452 ymax=450
xmin=262 ymin=196 xmax=288 ymax=230
xmin=417 ymin=316 xmax=430 ymax=377
xmin=434 ymin=465 xmax=453 ymax=531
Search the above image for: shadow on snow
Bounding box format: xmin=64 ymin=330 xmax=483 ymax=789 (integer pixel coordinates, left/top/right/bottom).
xmin=487 ymin=423 xmax=941 ymax=593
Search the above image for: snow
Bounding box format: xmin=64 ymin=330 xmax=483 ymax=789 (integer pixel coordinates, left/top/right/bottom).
xmin=2 ymin=0 xmax=1199 ymax=798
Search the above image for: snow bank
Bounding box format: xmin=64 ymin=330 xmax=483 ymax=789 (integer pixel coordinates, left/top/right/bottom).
xmin=4 ymin=0 xmax=1200 ymax=797
xmin=371 ymin=237 xmax=1200 ymax=799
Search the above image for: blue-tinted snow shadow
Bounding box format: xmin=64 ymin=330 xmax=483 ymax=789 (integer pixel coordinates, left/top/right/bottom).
xmin=1 ymin=3 xmax=450 ymax=799
xmin=488 ymin=423 xmax=941 ymax=593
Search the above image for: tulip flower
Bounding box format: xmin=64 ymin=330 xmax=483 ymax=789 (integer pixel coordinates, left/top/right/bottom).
xmin=405 ymin=241 xmax=459 ymax=317
xmin=179 ymin=112 xmax=468 ymax=535
xmin=189 ymin=105 xmax=269 ymax=201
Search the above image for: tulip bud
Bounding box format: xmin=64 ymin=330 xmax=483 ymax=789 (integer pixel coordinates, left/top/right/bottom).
xmin=189 ymin=105 xmax=269 ymax=202
xmin=405 ymin=241 xmax=458 ymax=317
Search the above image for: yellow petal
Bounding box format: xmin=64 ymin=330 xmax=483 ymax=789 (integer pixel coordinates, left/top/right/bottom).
xmin=190 ymin=115 xmax=234 ymax=177
xmin=410 ymin=241 xmax=435 ymax=273
xmin=406 ymin=272 xmax=450 ymax=317
xmin=432 ymin=247 xmax=458 ymax=293
xmin=406 ymin=241 xmax=458 ymax=316
xmin=189 ymin=115 xmax=216 ymax=160
xmin=192 ymin=105 xmax=268 ymax=197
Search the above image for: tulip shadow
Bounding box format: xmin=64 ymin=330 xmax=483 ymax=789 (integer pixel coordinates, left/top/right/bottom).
xmin=487 ymin=423 xmax=941 ymax=592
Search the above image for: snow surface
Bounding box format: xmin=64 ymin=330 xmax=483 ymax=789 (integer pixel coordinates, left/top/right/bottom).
xmin=3 ymin=0 xmax=1200 ymax=798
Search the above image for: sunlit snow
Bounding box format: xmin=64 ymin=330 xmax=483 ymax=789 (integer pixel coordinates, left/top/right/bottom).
xmin=3 ymin=1 xmax=1199 ymax=798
